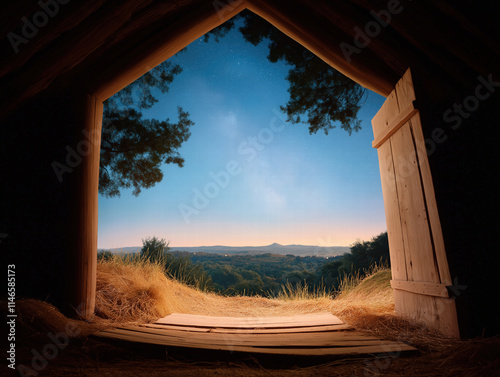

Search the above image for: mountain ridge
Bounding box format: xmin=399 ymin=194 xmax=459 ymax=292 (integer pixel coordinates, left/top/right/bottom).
xmin=101 ymin=243 xmax=351 ymax=257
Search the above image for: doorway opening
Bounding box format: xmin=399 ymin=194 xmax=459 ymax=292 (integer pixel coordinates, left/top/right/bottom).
xmin=95 ymin=10 xmax=390 ymax=322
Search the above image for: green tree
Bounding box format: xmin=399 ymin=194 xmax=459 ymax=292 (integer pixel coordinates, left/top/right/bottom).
xmin=210 ymin=265 xmax=243 ymax=290
xmin=100 ymin=61 xmax=193 ymax=197
xmin=163 ymin=253 xmax=213 ymax=291
xmin=233 ymin=280 xmax=264 ymax=296
xmin=320 ymin=260 xmax=343 ymax=288
xmin=97 ymin=250 xmax=114 ymax=261
xmin=339 ymin=232 xmax=390 ymax=275
xmin=141 ymin=236 xmax=170 ymax=262
xmin=283 ymin=270 xmax=317 ymax=286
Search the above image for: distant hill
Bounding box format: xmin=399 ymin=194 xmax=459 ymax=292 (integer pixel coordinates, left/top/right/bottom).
xmin=101 ymin=246 xmax=142 ymax=254
xmin=101 ymin=243 xmax=350 ymax=257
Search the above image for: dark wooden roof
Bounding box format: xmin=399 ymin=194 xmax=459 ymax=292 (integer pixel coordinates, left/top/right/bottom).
xmin=1 ymin=0 xmax=499 ymax=117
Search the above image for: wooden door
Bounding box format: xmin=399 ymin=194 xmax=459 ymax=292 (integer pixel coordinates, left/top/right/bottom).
xmin=372 ymin=68 xmax=459 ymax=338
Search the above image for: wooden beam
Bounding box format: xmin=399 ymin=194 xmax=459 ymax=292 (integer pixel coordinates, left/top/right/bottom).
xmin=90 ymin=0 xmax=248 ymax=100
xmin=67 ymin=93 xmax=102 ymax=319
xmin=372 ymin=102 xmax=418 ymax=148
xmin=391 ymin=279 xmax=448 ymax=298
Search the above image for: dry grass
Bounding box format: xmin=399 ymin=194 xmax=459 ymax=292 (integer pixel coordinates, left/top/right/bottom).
xmin=93 ymin=255 xmax=398 ymax=321
xmin=6 ymin=299 xmax=108 ymax=339
xmin=95 ymin=255 xmax=203 ymax=322
xmin=94 ymin=254 xmax=337 ymax=319
xmin=332 ymin=263 xmax=395 ymax=315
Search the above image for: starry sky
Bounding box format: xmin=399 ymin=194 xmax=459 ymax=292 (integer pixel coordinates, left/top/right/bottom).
xmin=97 ymin=19 xmax=387 ymax=249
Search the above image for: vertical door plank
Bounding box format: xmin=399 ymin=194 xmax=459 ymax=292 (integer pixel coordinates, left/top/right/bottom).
xmin=372 ymin=89 xmax=407 ymax=281
xmin=395 ymin=69 xmax=416 ymax=109
xmin=390 ymin=122 xmax=440 ymax=283
xmin=408 ymin=114 xmax=452 ymax=285
xmin=372 ymin=90 xmax=400 ymax=142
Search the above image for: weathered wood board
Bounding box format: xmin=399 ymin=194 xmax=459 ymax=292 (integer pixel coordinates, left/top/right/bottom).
xmin=155 ymin=312 xmax=344 ymax=328
xmin=95 ymin=313 xmax=416 ymax=356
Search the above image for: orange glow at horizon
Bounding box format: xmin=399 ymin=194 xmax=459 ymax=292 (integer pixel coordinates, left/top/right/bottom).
xmin=98 ymin=220 xmax=387 ymax=249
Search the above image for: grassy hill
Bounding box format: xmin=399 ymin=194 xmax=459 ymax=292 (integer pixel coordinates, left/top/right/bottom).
xmin=92 ymin=254 xmax=393 ymax=321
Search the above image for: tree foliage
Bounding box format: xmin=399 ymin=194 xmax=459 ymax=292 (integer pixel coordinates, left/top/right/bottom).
xmin=141 ymin=236 xmax=170 ymax=262
xmin=97 ymin=250 xmax=114 ymax=261
xmin=322 ymin=232 xmax=390 ymax=286
xmin=190 ymin=232 xmax=388 ymax=295
xmin=100 ymin=62 xmax=193 ymax=197
xmin=139 ymin=236 xmax=212 ymax=290
xmin=343 ymin=232 xmax=390 ymax=273
xmin=162 ymin=253 xmax=213 ymax=291
xmin=320 ymin=260 xmax=343 ymax=287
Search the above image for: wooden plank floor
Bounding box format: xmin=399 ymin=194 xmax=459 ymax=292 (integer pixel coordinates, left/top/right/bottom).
xmin=95 ymin=313 xmax=416 ymax=356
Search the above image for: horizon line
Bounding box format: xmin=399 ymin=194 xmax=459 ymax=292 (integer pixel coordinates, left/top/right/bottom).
xmin=99 ymin=243 xmax=353 ymax=249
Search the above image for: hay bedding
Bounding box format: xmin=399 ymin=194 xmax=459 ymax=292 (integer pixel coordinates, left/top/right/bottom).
xmin=6 ymin=299 xmax=500 ymax=377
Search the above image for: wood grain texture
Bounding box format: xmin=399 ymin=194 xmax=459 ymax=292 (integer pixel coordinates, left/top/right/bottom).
xmin=137 ymin=323 xmax=353 ymax=334
xmin=394 ymin=289 xmax=459 ymax=338
xmin=391 ymin=280 xmax=448 ymax=298
xmin=372 ymin=90 xmax=399 ymax=141
xmin=372 ymin=104 xmax=417 ymax=148
xmin=407 ymin=112 xmax=452 ymax=285
xmin=96 ymin=328 xmax=415 ymax=355
xmin=112 ymin=327 xmax=387 ymax=347
xmin=95 ymin=312 xmax=416 ymax=356
xmin=390 ymin=122 xmax=439 ymax=283
xmin=69 ymin=93 xmax=103 ymax=319
xmin=155 ymin=313 xmax=344 ymax=328
xmin=373 ymin=91 xmax=407 ymax=282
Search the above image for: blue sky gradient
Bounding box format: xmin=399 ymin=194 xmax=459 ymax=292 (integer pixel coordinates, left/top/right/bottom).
xmin=97 ymin=23 xmax=387 ymax=249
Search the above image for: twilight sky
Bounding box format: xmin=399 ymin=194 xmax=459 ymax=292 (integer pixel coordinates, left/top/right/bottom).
xmin=97 ymin=19 xmax=387 ymax=249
